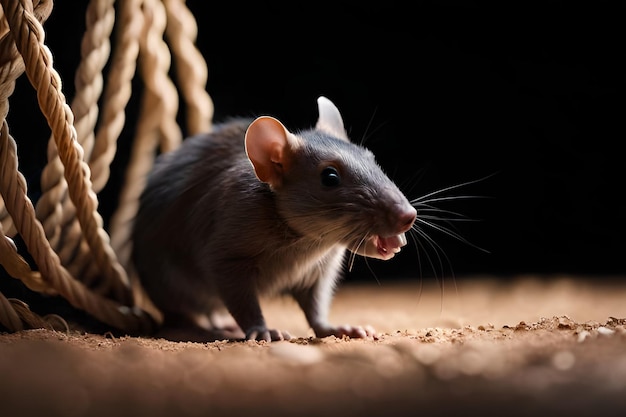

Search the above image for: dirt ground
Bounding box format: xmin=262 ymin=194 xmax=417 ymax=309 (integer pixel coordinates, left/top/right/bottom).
xmin=1 ymin=276 xmax=625 ymax=417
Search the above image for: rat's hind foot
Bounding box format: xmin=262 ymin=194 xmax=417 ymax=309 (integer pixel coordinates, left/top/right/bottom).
xmin=313 ymin=324 xmax=376 ymax=339
xmin=245 ymin=326 xmax=292 ymax=342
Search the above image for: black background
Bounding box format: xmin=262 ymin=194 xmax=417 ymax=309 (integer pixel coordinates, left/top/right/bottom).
xmin=4 ymin=1 xmax=624 ymax=287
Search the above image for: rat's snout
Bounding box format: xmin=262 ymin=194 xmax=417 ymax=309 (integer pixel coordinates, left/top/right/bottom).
xmin=380 ymin=186 xmax=417 ymax=234
xmin=396 ymin=204 xmax=417 ymax=234
xmin=352 ymin=201 xmax=416 ymax=261
xmin=388 ymin=201 xmax=416 ymax=235
xmin=351 ymin=186 xmax=416 ymax=261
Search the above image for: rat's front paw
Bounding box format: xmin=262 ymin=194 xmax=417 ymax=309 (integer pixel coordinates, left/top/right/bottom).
xmin=313 ymin=324 xmax=376 ymax=339
xmin=245 ymin=326 xmax=292 ymax=342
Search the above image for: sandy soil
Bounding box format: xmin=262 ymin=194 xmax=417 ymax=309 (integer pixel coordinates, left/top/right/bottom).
xmin=1 ymin=276 xmax=625 ymax=417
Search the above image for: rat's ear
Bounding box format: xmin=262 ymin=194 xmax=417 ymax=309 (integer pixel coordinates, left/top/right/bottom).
xmin=315 ymin=96 xmax=349 ymax=142
xmin=245 ymin=116 xmax=301 ymax=187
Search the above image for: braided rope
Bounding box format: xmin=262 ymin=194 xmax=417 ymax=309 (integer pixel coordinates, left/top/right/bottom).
xmin=90 ymin=0 xmax=143 ymax=193
xmin=109 ymin=0 xmax=182 ymax=271
xmin=0 ymin=93 xmax=153 ymax=333
xmin=3 ymin=0 xmax=134 ymax=306
xmin=0 ymin=291 xmax=23 ymax=332
xmin=0 ymin=0 xmax=53 ymax=238
xmin=0 ymin=116 xmax=59 ymax=298
xmin=1 ymin=0 xmax=213 ymax=334
xmin=163 ymin=0 xmax=213 ymax=135
xmin=35 ymin=0 xmax=119 ymax=296
xmin=0 ymin=0 xmax=155 ymax=333
xmin=2 ymin=0 xmax=55 ymax=244
xmin=1 ymin=295 xmax=69 ymax=332
xmin=0 ymin=0 xmax=57 ymax=330
xmin=0 ymin=226 xmax=51 ymax=295
xmin=0 ymin=205 xmax=16 ymax=237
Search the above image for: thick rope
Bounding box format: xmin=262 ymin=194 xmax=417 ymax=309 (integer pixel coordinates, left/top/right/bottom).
xmin=163 ymin=0 xmax=213 ymax=135
xmin=3 ymin=0 xmax=134 ymax=307
xmin=89 ymin=0 xmax=143 ymax=193
xmin=0 ymin=0 xmax=57 ymax=327
xmin=35 ymin=0 xmax=119 ymax=296
xmin=0 ymin=295 xmax=69 ymax=332
xmin=1 ymin=0 xmax=214 ymax=334
xmin=109 ymin=0 xmax=182 ymax=272
xmin=0 ymin=0 xmax=155 ymax=333
xmin=0 ymin=227 xmax=50 ymax=294
xmin=72 ymin=0 xmax=115 ymax=162
xmin=0 ymin=291 xmax=23 ymax=331
xmin=1 ymin=0 xmax=54 ymax=241
xmin=0 ymin=104 xmax=153 ymax=333
xmin=0 ymin=203 xmax=16 ymax=237
xmin=0 ymin=115 xmax=57 ymax=297
xmin=0 ymin=0 xmax=52 ymax=238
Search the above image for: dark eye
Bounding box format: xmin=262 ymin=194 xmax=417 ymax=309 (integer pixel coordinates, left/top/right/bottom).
xmin=320 ymin=166 xmax=341 ymax=187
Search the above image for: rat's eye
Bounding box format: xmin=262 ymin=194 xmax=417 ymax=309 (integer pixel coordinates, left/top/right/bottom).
xmin=320 ymin=166 xmax=341 ymax=187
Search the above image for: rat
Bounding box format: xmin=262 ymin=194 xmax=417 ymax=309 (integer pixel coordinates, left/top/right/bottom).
xmin=131 ymin=96 xmax=417 ymax=342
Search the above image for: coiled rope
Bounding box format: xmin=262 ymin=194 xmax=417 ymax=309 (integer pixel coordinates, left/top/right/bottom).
xmin=0 ymin=0 xmax=213 ymax=333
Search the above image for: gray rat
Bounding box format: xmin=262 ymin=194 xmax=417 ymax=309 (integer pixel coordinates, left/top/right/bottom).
xmin=131 ymin=96 xmax=417 ymax=342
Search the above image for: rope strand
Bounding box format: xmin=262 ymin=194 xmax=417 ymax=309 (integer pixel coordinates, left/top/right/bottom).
xmin=109 ymin=0 xmax=182 ymax=271
xmin=163 ymin=0 xmax=213 ymax=135
xmin=35 ymin=0 xmax=118 ymax=294
xmin=90 ymin=0 xmax=143 ymax=193
xmin=3 ymin=0 xmax=134 ymax=306
xmin=0 ymin=0 xmax=212 ymax=335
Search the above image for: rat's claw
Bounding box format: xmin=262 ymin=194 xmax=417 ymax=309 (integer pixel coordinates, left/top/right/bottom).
xmin=269 ymin=329 xmax=291 ymax=341
xmin=245 ymin=326 xmax=291 ymax=342
xmin=314 ymin=324 xmax=376 ymax=339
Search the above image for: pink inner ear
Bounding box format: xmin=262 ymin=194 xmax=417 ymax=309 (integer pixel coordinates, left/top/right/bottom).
xmin=244 ymin=116 xmax=290 ymax=186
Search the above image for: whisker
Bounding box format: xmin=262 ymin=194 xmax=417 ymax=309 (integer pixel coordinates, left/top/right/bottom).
xmin=361 ymin=257 xmax=382 ymax=286
xmin=412 ymin=195 xmax=490 ymax=205
xmin=413 ymin=227 xmax=450 ymax=279
xmin=409 ymin=226 xmax=460 ymax=313
xmin=398 ymin=165 xmax=431 ymax=198
xmin=417 ymin=228 xmax=457 ymax=280
xmin=414 ymin=217 xmax=489 ymax=253
xmin=412 ymin=204 xmax=473 ymax=220
xmin=347 ymin=250 xmax=357 ymax=273
xmin=409 ymin=228 xmax=444 ymax=310
xmin=344 ymin=229 xmax=384 ymax=286
xmin=358 ymin=105 xmax=380 ymax=147
xmin=347 ymin=233 xmax=369 ymax=272
xmin=406 ymin=232 xmax=424 ymax=306
xmin=410 ymin=173 xmax=497 ymax=204
xmin=418 ymin=214 xmax=479 ymax=223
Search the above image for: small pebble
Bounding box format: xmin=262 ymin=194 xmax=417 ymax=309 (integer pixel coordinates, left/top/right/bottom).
xmin=269 ymin=342 xmax=324 ymax=365
xmin=597 ymin=326 xmax=615 ymax=336
xmin=577 ymin=330 xmax=591 ymax=343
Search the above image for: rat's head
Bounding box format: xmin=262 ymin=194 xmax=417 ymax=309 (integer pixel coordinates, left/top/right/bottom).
xmin=245 ymin=96 xmax=416 ymax=260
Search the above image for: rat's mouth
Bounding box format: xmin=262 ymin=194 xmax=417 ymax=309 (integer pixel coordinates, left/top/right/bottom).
xmin=352 ymin=233 xmax=408 ymax=261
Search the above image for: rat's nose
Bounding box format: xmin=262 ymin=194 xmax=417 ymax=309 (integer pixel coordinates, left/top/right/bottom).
xmin=382 ymin=185 xmax=417 ymax=234
xmin=396 ymin=204 xmax=417 ymax=233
